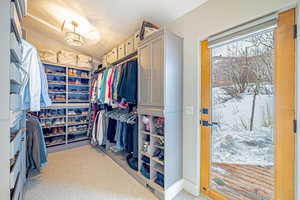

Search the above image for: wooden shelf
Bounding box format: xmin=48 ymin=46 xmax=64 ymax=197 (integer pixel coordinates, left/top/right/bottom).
xmin=44 ymin=133 xmax=66 ymax=138
xmin=40 ymin=115 xmax=66 ymax=119
xmin=47 ymin=73 xmax=66 ymax=77
xmin=141 ymin=151 xmax=151 ymax=157
xmin=68 ymin=84 xmax=89 ymax=87
xmin=151 ymin=157 xmax=164 ymax=165
xmin=68 ymin=136 xmax=89 ymax=143
xmin=68 ymin=75 xmax=90 ymax=79
xmin=68 ymin=122 xmax=88 ymax=126
xmin=68 ymin=114 xmax=89 ymax=117
xmin=42 ymin=124 xmax=66 ymax=128
xmin=48 ymin=82 xmax=66 ymax=85
xmin=68 ymin=130 xmax=88 ymax=135
xmin=46 ymin=141 xmax=66 ymax=147
xmin=140 ymin=130 xmax=150 ymax=135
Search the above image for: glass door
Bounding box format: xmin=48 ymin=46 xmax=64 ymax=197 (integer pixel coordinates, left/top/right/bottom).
xmin=211 ymin=30 xmax=275 ymax=200
xmin=200 ymin=9 xmax=296 ymax=200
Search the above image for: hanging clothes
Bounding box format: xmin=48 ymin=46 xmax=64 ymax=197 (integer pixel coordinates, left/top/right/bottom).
xmin=99 ymin=69 xmax=109 ymax=104
xmin=26 ymin=114 xmax=48 ymax=171
xmin=20 ymin=40 xmax=52 ymax=111
xmin=92 ymin=59 xmax=138 ymax=107
xmin=91 ymin=110 xmax=108 ymax=146
xmin=118 ymin=60 xmax=138 ymax=104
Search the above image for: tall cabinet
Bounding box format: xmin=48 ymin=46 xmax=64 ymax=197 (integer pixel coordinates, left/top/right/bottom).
xmin=137 ymin=30 xmax=183 ymax=200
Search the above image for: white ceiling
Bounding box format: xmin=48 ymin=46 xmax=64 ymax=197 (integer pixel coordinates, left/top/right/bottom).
xmin=23 ymin=0 xmax=208 ymax=60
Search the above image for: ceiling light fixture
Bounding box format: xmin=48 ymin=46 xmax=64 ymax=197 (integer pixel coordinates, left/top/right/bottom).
xmin=63 ymin=21 xmax=85 ymax=47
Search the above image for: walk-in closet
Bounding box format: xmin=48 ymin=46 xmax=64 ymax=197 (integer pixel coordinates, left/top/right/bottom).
xmin=1 ymin=0 xmax=299 ymax=200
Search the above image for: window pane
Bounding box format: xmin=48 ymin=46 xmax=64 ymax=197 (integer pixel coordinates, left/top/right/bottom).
xmin=210 ymin=30 xmax=275 ymax=200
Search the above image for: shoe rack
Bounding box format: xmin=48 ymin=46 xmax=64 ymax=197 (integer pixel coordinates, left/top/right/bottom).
xmin=138 ymin=115 xmax=166 ymax=190
xmin=44 ymin=63 xmax=91 ymax=104
xmin=39 ymin=105 xmax=90 ymax=148
xmin=40 ymin=62 xmax=92 ymax=149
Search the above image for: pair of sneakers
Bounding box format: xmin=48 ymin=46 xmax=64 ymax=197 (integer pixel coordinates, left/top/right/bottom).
xmin=153 ymin=149 xmax=164 ymax=161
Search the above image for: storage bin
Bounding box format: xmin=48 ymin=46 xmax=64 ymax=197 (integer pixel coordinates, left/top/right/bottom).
xmin=10 ymin=2 xmax=22 ymax=42
xmin=57 ymin=50 xmax=77 ymax=66
xmin=134 ymin=31 xmax=141 ymax=50
xmin=77 ymin=54 xmax=92 ymax=69
xmin=10 ymin=32 xmax=22 ymax=63
xmin=125 ymin=37 xmax=134 ymax=55
xmin=39 ymin=49 xmax=57 ymax=64
xmin=118 ymin=43 xmax=125 ymax=59
xmin=144 ymin=27 xmax=159 ymax=39
xmin=111 ymin=48 xmax=118 ymax=63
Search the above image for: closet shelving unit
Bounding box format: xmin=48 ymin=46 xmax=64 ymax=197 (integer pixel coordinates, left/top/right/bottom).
xmin=2 ymin=0 xmax=28 ymax=199
xmin=137 ymin=30 xmax=183 ymax=200
xmin=39 ymin=62 xmax=92 ymax=151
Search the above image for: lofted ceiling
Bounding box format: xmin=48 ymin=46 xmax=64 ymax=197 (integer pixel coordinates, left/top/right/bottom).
xmin=23 ymin=0 xmax=208 ymax=60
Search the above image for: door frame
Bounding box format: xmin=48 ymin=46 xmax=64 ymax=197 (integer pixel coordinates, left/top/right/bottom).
xmin=200 ymin=8 xmax=296 ymax=200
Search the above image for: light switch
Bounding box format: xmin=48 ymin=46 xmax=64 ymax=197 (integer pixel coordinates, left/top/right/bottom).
xmin=184 ymin=106 xmax=194 ymax=115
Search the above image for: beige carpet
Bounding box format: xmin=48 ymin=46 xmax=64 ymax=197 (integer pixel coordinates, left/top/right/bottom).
xmin=24 ymin=145 xmax=158 ymax=200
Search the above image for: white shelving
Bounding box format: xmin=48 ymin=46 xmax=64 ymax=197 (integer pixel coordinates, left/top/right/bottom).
xmin=6 ymin=1 xmax=28 ymax=199
xmin=39 ymin=105 xmax=90 ymax=148
xmin=43 ymin=62 xmax=91 ymax=104
xmin=137 ymin=30 xmax=183 ymax=200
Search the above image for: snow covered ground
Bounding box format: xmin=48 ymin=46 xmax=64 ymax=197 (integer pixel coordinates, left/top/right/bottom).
xmin=212 ymin=87 xmax=274 ymax=166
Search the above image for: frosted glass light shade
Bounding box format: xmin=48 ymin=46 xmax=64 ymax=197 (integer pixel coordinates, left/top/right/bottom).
xmin=65 ymin=32 xmax=85 ymax=47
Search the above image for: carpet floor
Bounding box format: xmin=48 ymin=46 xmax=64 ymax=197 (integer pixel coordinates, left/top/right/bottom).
xmin=24 ymin=145 xmax=158 ymax=200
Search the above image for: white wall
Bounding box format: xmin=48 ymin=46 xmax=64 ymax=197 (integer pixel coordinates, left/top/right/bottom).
xmin=167 ymin=0 xmax=298 ymax=196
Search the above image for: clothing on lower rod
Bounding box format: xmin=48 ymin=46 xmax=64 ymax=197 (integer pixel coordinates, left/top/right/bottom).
xmin=107 ymin=118 xmax=117 ymax=143
xmin=115 ymin=121 xmax=127 ymax=150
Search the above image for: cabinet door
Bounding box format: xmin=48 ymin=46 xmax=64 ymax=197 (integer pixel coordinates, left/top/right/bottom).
xmin=151 ymin=37 xmax=164 ymax=106
xmin=138 ymin=44 xmax=152 ymax=105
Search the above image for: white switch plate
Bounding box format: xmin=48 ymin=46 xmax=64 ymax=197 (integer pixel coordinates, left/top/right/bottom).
xmin=184 ymin=106 xmax=194 ymax=115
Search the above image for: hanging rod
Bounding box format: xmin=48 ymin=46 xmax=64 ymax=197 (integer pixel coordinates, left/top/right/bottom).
xmin=94 ymin=51 xmax=138 ymax=74
xmin=110 ymin=51 xmax=138 ymax=66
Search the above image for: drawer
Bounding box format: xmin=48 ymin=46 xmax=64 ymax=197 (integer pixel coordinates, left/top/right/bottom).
xmin=111 ymin=48 xmax=118 ymax=62
xmin=10 ymin=94 xmax=22 ymax=111
xmin=125 ymin=37 xmax=134 ymax=55
xmin=134 ymin=31 xmax=140 ymax=50
xmin=10 ymin=32 xmax=22 ymax=63
xmin=118 ymin=43 xmax=125 ymax=59
xmin=10 ymin=62 xmax=22 ymax=85
xmin=10 ymin=150 xmax=22 ymax=189
xmin=10 ymin=2 xmax=22 ymax=43
xmin=10 ymin=129 xmax=23 ymax=159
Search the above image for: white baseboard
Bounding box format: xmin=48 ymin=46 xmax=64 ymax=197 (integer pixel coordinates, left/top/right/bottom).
xmin=165 ymin=179 xmax=184 ymax=200
xmin=183 ymin=179 xmax=199 ymax=197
